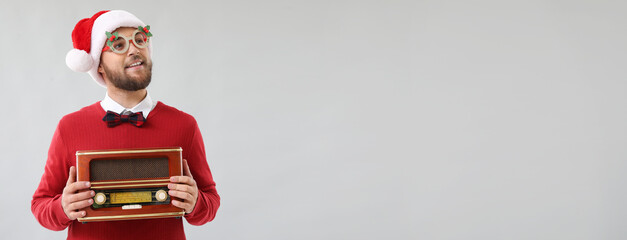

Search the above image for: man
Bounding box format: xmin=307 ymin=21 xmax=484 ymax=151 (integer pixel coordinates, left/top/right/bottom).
xmin=31 ymin=10 xmax=220 ymax=239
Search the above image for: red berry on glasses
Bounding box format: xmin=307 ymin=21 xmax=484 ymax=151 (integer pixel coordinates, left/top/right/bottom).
xmin=143 ymin=27 xmax=149 ymax=33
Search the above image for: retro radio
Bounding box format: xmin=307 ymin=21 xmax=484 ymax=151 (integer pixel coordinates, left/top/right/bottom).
xmin=76 ymin=147 xmax=185 ymax=222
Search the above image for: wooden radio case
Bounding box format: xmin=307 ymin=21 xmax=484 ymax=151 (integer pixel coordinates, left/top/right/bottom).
xmin=76 ymin=147 xmax=185 ymax=222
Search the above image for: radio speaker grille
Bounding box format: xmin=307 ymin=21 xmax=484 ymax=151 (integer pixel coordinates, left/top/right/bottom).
xmin=90 ymin=158 xmax=169 ymax=181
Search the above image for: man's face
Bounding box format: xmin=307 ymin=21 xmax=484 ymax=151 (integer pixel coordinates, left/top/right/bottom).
xmin=98 ymin=27 xmax=153 ymax=91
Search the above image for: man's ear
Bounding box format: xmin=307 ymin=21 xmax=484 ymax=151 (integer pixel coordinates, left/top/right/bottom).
xmin=97 ymin=64 xmax=109 ymax=86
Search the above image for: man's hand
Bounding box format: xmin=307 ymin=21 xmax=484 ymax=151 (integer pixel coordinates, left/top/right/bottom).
xmin=168 ymin=159 xmax=199 ymax=213
xmin=61 ymin=166 xmax=94 ymax=220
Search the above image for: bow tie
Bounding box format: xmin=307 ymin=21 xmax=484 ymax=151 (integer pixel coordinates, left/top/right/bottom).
xmin=102 ymin=111 xmax=145 ymax=127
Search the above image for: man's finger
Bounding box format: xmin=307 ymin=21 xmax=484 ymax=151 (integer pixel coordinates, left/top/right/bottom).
xmin=67 ymin=190 xmax=95 ymax=203
xmin=168 ymin=183 xmax=193 ymax=193
xmin=67 ymin=211 xmax=86 ymax=220
xmin=170 ymin=176 xmax=196 ymax=186
xmin=171 ymin=200 xmax=192 ymax=212
xmin=67 ymin=198 xmax=94 ymax=212
xmin=168 ymin=190 xmax=194 ymax=202
xmin=66 ymin=166 xmax=76 ymax=186
xmin=63 ymin=181 xmax=91 ymax=194
xmin=183 ymin=159 xmax=193 ymax=178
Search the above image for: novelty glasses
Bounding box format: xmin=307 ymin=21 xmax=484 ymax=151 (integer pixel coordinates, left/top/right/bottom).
xmin=102 ymin=26 xmax=153 ymax=54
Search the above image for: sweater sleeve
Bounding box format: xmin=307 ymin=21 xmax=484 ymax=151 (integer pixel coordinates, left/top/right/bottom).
xmin=31 ymin=122 xmax=73 ymax=230
xmin=183 ymin=120 xmax=220 ymax=225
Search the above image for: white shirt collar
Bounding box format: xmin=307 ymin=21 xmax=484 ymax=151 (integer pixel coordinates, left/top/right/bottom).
xmin=100 ymin=92 xmax=156 ymax=118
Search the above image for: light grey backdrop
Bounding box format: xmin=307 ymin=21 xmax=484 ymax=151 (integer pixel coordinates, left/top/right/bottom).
xmin=1 ymin=0 xmax=625 ymax=239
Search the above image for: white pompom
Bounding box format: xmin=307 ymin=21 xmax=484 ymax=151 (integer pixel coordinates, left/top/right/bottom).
xmin=65 ymin=49 xmax=93 ymax=72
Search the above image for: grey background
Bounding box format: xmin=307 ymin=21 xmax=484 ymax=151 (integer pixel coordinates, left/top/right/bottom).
xmin=0 ymin=0 xmax=625 ymax=239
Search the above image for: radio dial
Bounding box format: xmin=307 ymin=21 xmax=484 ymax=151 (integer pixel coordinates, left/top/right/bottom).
xmin=156 ymin=190 xmax=168 ymax=202
xmin=94 ymin=192 xmax=107 ymax=205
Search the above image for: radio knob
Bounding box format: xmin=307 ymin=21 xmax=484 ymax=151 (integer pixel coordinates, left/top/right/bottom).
xmin=94 ymin=192 xmax=107 ymax=205
xmin=156 ymin=190 xmax=168 ymax=202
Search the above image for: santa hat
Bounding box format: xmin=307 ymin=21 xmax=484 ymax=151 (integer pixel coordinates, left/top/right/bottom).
xmin=66 ymin=10 xmax=152 ymax=87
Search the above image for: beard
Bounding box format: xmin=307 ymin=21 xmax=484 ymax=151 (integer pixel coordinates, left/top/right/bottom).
xmin=102 ymin=55 xmax=153 ymax=91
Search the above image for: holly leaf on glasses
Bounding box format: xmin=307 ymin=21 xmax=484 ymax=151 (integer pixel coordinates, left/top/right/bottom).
xmin=139 ymin=25 xmax=153 ymax=37
xmin=105 ymin=31 xmax=119 ymax=48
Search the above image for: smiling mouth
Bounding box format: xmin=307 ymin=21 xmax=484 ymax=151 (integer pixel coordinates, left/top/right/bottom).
xmin=126 ymin=61 xmax=143 ymax=69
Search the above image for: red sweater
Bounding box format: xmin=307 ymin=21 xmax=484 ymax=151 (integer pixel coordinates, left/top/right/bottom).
xmin=32 ymin=102 xmax=220 ymax=239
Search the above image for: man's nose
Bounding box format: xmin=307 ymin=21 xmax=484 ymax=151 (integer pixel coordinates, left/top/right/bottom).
xmin=127 ymin=40 xmax=140 ymax=56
